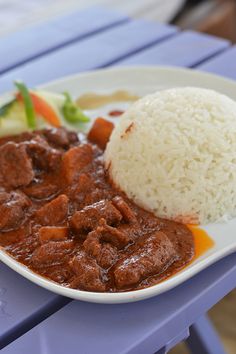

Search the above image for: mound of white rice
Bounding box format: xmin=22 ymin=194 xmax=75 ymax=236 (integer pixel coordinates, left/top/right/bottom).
xmin=104 ymin=87 xmax=236 ymax=224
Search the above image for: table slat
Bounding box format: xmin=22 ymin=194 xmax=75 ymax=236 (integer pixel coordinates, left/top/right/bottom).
xmin=0 ymin=264 xmax=70 ymax=350
xmin=0 ymin=6 xmax=128 ymax=75
xmin=2 ymin=253 xmax=236 ymax=354
xmin=0 ymin=20 xmax=177 ymax=93
xmin=117 ymin=31 xmax=229 ymax=67
xmin=197 ymin=45 xmax=236 ymax=80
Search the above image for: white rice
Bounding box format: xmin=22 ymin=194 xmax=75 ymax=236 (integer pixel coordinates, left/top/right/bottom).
xmin=104 ymin=87 xmax=236 ymax=224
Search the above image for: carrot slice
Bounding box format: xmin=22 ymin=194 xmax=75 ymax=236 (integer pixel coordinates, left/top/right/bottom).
xmin=88 ymin=117 xmax=114 ymax=150
xmin=16 ymin=92 xmax=61 ymax=127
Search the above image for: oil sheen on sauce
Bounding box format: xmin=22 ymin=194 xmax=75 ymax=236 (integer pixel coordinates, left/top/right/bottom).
xmin=76 ymin=90 xmax=139 ymax=110
xmin=187 ymin=225 xmax=214 ymax=259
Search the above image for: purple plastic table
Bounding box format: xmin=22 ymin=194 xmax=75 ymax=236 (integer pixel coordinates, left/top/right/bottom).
xmin=0 ymin=7 xmax=236 ymax=354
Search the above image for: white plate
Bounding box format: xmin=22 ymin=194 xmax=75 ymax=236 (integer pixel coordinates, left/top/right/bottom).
xmin=1 ymin=66 xmax=236 ymax=304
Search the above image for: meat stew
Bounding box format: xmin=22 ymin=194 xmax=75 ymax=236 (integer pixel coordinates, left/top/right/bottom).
xmin=0 ymin=127 xmax=194 ymax=292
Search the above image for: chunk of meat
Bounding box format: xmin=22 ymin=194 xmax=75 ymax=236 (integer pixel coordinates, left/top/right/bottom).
xmin=83 ymin=231 xmax=118 ymax=269
xmin=70 ymin=200 xmax=122 ymax=234
xmin=43 ymin=128 xmax=70 ymax=148
xmin=98 ymin=243 xmax=118 ymax=269
xmin=43 ymin=127 xmax=79 ymax=148
xmin=71 ymin=173 xmax=105 ymax=209
xmin=73 ymin=173 xmax=110 ymax=208
xmin=23 ymin=182 xmax=59 ymax=200
xmin=39 ymin=226 xmax=69 ymax=244
xmin=0 ymin=191 xmax=8 ymax=203
xmin=31 ymin=240 xmax=74 ymax=267
xmin=0 ymin=142 xmax=34 ymax=188
xmin=62 ymin=144 xmax=93 ymax=183
xmin=0 ymin=191 xmax=31 ymax=231
xmin=72 ymin=173 xmax=94 ymax=201
xmin=69 ymin=251 xmax=105 ymax=291
xmin=88 ymin=117 xmax=114 ymax=150
xmin=35 ymin=194 xmax=69 ymax=226
xmin=97 ymin=219 xmax=130 ymax=249
xmin=0 ymin=226 xmax=27 ymax=246
xmin=83 ymin=230 xmax=101 ymax=258
xmin=112 ymin=196 xmax=137 ymax=223
xmin=76 ymin=173 xmax=93 ymax=192
xmin=26 ymin=136 xmax=62 ymax=171
xmin=114 ymin=232 xmax=177 ymax=289
xmin=0 ymin=131 xmax=34 ymax=145
xmin=40 ymin=264 xmax=73 ymax=284
xmin=66 ymin=131 xmax=80 ymax=145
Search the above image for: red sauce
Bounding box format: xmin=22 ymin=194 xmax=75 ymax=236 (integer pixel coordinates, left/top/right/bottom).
xmin=109 ymin=110 xmax=124 ymax=117
xmin=187 ymin=225 xmax=214 ymax=259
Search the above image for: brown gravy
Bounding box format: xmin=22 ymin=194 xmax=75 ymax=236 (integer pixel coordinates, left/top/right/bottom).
xmin=0 ymin=128 xmax=195 ymax=292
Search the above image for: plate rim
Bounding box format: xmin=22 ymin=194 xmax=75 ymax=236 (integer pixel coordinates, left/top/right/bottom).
xmin=38 ymin=65 xmax=236 ymax=91
xmin=1 ymin=65 xmax=236 ymax=304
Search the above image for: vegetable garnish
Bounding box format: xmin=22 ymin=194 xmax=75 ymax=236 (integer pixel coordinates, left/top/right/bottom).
xmin=0 ymin=83 xmax=90 ymax=135
xmin=14 ymin=81 xmax=36 ymax=129
xmin=16 ymin=91 xmax=61 ymax=128
xmin=62 ymin=92 xmax=90 ymax=124
xmin=0 ymin=99 xmax=16 ymax=117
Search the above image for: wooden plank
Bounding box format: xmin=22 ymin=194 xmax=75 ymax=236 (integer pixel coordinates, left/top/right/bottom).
xmin=0 ymin=263 xmax=71 ymax=350
xmin=0 ymin=20 xmax=177 ymax=93
xmin=117 ymin=31 xmax=230 ymax=67
xmin=197 ymin=46 xmax=236 ymax=80
xmin=0 ymin=6 xmax=128 ymax=75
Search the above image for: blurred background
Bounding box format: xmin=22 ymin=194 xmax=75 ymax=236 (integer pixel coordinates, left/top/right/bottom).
xmin=0 ymin=0 xmax=236 ymax=42
xmin=0 ymin=0 xmax=235 ymax=353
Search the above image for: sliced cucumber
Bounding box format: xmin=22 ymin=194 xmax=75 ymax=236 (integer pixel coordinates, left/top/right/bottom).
xmin=0 ymin=101 xmax=28 ymax=137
